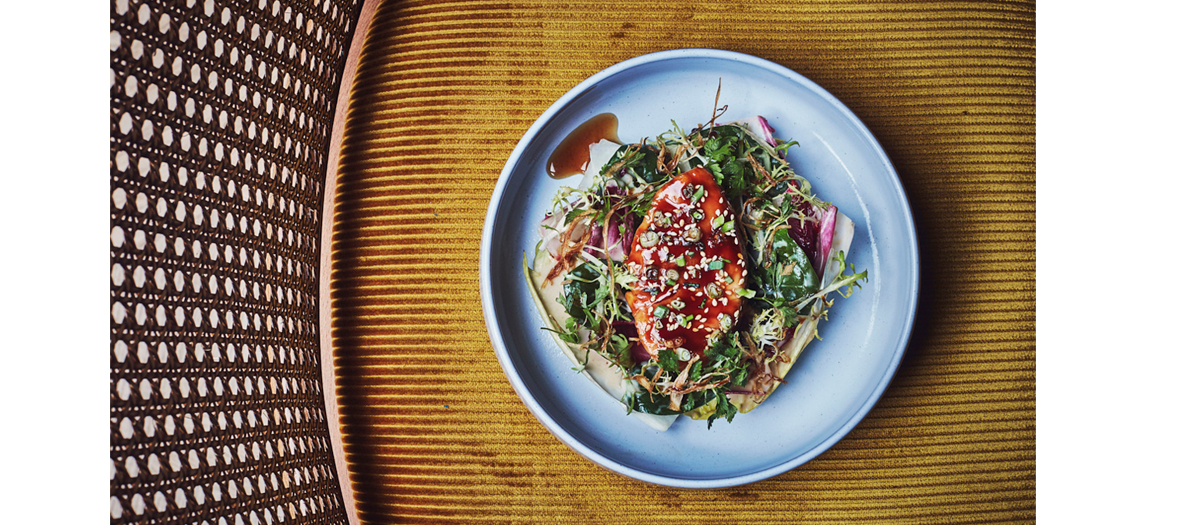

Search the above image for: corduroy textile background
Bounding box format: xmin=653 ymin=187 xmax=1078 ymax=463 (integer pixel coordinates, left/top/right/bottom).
xmin=330 ymin=0 xmax=1035 ymax=522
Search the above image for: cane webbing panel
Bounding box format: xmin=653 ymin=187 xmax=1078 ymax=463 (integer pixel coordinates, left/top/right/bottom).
xmin=110 ymin=1 xmax=363 ymax=523
xmin=329 ymin=0 xmax=1034 ymax=522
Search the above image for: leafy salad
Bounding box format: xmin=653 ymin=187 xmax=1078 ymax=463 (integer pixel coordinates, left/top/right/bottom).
xmin=524 ymin=105 xmax=867 ymax=430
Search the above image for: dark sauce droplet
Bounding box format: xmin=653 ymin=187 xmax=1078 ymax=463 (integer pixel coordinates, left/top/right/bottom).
xmin=546 ymin=113 xmax=620 ymax=179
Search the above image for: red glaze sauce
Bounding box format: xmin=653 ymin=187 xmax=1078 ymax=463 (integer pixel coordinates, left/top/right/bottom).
xmin=624 ymin=168 xmax=746 ymax=365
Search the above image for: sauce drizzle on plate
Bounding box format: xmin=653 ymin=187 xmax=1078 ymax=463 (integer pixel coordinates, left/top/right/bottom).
xmin=546 ymin=113 xmax=619 ymax=179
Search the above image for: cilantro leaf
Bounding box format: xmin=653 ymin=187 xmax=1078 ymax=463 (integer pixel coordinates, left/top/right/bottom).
xmin=657 ymin=349 xmax=680 ymax=372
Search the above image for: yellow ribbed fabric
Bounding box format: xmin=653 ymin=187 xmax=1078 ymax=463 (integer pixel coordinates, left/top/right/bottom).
xmin=331 ymin=0 xmax=1034 ymax=522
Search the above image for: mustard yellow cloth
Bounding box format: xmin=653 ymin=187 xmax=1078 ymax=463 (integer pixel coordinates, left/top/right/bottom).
xmin=331 ymin=1 xmax=1034 ymax=522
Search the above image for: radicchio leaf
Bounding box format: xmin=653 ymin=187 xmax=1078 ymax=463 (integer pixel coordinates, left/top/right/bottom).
xmin=787 ymin=201 xmax=819 ymax=270
xmin=816 ymin=205 xmax=838 ymax=280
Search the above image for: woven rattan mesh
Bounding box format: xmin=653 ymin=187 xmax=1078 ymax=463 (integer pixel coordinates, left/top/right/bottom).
xmin=111 ymin=1 xmax=362 ymax=523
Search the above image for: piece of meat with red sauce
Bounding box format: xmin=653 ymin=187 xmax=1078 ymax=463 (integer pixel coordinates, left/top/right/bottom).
xmin=624 ymin=167 xmax=747 ymax=365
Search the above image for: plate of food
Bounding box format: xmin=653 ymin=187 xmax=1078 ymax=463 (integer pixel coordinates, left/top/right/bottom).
xmin=479 ymin=49 xmax=919 ymax=488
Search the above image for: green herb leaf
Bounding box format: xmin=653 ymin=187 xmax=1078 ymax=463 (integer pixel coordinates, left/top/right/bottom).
xmin=791 ymin=251 xmax=868 ymax=309
xmin=753 ymin=228 xmax=820 ymax=304
xmin=564 ymin=206 xmax=588 ymax=226
xmin=707 ymin=392 xmax=738 ymax=429
xmin=732 ymin=367 xmax=749 ymax=389
xmin=601 ymin=144 xmax=664 ymax=184
xmin=721 ymin=157 xmax=744 ymax=177
xmin=657 ymin=349 xmax=679 ymax=372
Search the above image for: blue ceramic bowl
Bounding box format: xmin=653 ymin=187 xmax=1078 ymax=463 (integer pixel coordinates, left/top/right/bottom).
xmin=480 ymin=49 xmax=919 ymax=488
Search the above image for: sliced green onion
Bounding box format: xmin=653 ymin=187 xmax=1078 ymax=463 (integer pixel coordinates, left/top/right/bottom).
xmin=705 ymin=282 xmax=723 ymax=299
